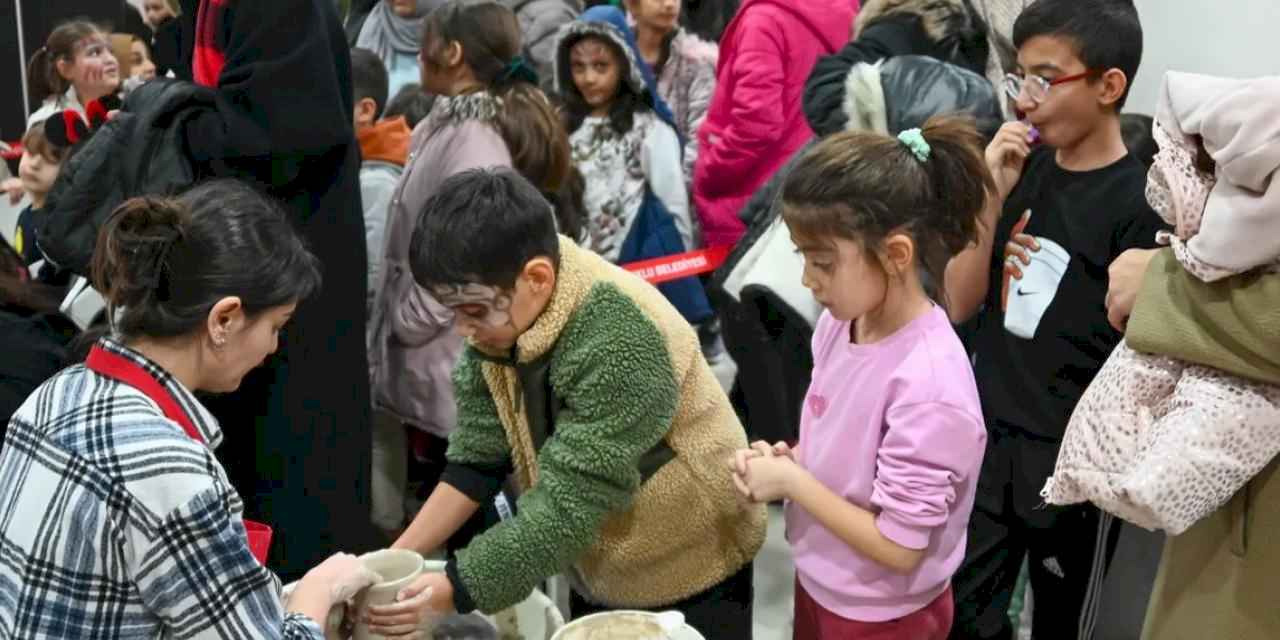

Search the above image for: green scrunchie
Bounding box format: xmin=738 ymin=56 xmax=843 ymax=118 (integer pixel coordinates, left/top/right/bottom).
xmin=498 ymin=56 xmax=540 ymax=87
xmin=897 ymin=128 xmax=931 ymax=162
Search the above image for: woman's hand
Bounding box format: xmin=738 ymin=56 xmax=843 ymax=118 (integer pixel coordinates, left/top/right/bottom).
xmin=364 ymin=571 xmax=454 ymax=639
xmin=1106 ymin=248 xmax=1159 ymax=331
xmin=287 ymin=552 xmax=380 ymax=626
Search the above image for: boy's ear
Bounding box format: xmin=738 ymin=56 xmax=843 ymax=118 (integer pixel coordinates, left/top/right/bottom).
xmin=523 ymin=257 xmax=557 ymax=295
xmin=1097 ymin=68 xmax=1128 ymax=107
xmin=354 ymin=97 xmax=378 ymax=128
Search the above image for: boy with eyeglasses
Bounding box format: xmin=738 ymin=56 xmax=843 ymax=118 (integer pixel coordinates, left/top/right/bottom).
xmin=943 ymin=1 xmax=1166 ymax=638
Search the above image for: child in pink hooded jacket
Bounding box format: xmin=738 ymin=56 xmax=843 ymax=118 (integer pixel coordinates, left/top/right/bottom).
xmin=692 ymin=0 xmax=860 ymax=248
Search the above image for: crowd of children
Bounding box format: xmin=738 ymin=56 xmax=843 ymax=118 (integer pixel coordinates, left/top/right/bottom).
xmin=0 ymin=0 xmax=1276 ymax=639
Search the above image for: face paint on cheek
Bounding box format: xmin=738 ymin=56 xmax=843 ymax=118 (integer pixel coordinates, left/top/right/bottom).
xmin=431 ymin=283 xmax=516 ymax=329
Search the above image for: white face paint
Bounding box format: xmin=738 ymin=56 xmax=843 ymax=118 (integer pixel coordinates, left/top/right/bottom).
xmin=429 ymin=282 xmax=515 ymax=329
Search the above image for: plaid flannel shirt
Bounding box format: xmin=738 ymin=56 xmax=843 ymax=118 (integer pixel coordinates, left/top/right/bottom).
xmin=0 ymin=338 xmax=324 ymax=639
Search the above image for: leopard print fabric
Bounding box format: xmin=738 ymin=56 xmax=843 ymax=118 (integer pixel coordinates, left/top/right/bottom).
xmin=1044 ymin=342 xmax=1280 ymax=534
xmin=1043 ymin=117 xmax=1280 ymax=534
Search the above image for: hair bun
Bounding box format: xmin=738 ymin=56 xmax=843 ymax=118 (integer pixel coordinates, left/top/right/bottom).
xmin=92 ymin=196 xmax=188 ymax=310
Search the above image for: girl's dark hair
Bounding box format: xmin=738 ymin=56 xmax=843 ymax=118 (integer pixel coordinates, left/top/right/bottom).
xmin=420 ymin=1 xmax=570 ymax=193
xmin=28 ymin=20 xmax=105 ymax=105
xmin=781 ymin=115 xmax=996 ymax=309
xmin=91 ymin=180 xmax=323 ymax=339
xmin=561 ymin=34 xmax=646 ymax=137
xmin=420 ymin=1 xmax=521 ymax=90
xmin=496 ymin=83 xmax=571 ymax=194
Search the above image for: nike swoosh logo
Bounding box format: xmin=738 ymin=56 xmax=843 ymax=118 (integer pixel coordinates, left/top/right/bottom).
xmin=1016 ymin=289 xmax=1037 ymax=296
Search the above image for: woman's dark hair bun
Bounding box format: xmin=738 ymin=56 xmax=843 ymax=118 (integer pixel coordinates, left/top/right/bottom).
xmin=92 ymin=195 xmax=187 ymax=312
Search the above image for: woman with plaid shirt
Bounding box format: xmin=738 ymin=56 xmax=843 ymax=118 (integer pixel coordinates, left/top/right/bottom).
xmin=0 ymin=181 xmax=380 ymax=639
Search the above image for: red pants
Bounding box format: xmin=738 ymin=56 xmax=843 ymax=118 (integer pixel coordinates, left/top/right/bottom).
xmin=793 ymin=579 xmax=953 ymax=640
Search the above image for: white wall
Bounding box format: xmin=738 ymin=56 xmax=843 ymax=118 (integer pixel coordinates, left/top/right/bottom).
xmin=1128 ymin=0 xmax=1280 ymax=114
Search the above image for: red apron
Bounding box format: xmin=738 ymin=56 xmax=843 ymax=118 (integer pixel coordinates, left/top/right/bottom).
xmin=86 ymin=345 xmax=274 ymax=565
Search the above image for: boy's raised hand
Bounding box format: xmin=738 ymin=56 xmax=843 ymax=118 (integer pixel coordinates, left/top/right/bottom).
xmin=986 ymin=122 xmax=1035 ymax=201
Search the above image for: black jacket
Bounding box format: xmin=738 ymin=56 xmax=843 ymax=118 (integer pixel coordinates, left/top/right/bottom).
xmin=40 ymin=80 xmax=215 ymax=276
xmin=171 ymin=0 xmax=378 ymax=580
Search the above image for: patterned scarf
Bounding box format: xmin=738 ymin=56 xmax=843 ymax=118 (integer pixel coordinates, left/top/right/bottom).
xmin=193 ymin=0 xmax=229 ymax=87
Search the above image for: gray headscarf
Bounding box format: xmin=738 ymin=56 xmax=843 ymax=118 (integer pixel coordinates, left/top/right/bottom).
xmin=356 ymin=0 xmax=436 ymax=62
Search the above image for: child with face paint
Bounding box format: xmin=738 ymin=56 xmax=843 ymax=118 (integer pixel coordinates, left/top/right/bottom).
xmin=26 ymin=21 xmax=121 ymax=128
xmin=367 ymin=168 xmax=765 ymax=640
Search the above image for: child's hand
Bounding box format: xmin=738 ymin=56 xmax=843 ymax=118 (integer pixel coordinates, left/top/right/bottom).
xmin=1003 ymin=233 xmax=1040 ymax=280
xmin=740 ymin=455 xmax=801 ymax=503
xmin=985 ymin=122 xmax=1034 ymax=201
xmin=365 ymin=572 xmax=453 ymax=638
xmin=2 ymin=177 xmax=23 ymax=205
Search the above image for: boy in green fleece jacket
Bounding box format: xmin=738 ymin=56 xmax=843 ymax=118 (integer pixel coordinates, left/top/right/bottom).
xmin=365 ymin=167 xmax=766 ymax=639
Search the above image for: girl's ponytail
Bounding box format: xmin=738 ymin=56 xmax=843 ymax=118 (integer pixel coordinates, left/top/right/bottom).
xmin=911 ymin=116 xmax=996 ymax=306
xmin=27 ymin=20 xmax=103 ymax=105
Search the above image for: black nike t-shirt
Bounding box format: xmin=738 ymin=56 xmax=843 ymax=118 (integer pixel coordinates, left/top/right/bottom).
xmin=974 ymin=146 xmax=1167 ymax=441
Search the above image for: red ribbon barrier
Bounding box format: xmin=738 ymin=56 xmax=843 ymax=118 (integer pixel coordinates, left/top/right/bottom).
xmin=620 ymin=245 xmax=733 ymax=285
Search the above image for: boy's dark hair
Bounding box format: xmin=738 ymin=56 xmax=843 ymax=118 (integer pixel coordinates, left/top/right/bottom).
xmin=782 ymin=115 xmax=995 ymax=310
xmin=384 ymin=83 xmax=436 ymax=129
xmin=350 ymin=47 xmax=389 ymax=120
xmin=1013 ymin=0 xmax=1143 ymax=110
xmin=561 ymin=33 xmax=647 ymax=137
xmin=409 ymin=168 xmax=561 ymax=290
xmin=1120 ymin=113 xmax=1157 ymax=168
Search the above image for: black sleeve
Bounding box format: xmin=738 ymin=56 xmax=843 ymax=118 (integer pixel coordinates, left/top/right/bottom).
xmin=802 ymin=13 xmax=934 ymax=137
xmin=445 ymin=557 xmax=478 ymax=614
xmin=1113 ymin=197 xmax=1172 ymax=253
xmin=440 ymin=460 xmax=512 ymax=504
xmin=181 ymin=0 xmax=356 ymax=165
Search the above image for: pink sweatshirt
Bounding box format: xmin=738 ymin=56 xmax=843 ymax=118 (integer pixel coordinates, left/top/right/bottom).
xmin=786 ymin=306 xmax=986 ymax=622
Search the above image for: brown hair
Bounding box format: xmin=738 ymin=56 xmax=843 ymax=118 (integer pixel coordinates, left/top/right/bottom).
xmin=421 ymin=2 xmax=570 ymax=193
xmin=21 ymin=125 xmax=69 ymax=165
xmin=92 ymin=181 xmax=322 ymax=339
xmin=27 ymin=20 xmax=105 ymax=104
xmin=495 ymin=83 xmax=571 ymax=194
xmin=781 ymin=115 xmax=995 ymax=308
xmin=420 ymin=1 xmax=522 ymax=88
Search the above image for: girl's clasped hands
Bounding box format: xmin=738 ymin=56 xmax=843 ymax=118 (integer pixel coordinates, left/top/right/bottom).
xmin=728 ymin=440 xmax=803 ymax=503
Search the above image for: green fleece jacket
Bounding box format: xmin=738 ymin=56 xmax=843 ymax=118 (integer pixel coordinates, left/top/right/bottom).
xmin=445 ymin=238 xmax=766 ymax=613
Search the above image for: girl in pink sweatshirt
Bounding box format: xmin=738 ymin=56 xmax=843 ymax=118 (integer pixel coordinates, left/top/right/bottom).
xmin=730 ymin=116 xmax=990 ymax=639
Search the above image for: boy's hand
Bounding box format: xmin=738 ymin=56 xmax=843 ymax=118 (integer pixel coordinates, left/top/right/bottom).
xmin=986 ymin=122 xmax=1034 ymax=201
xmin=365 ymin=572 xmax=453 ymax=638
xmin=1003 ymin=232 xmax=1040 ymax=280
